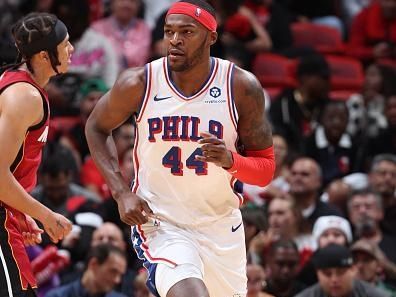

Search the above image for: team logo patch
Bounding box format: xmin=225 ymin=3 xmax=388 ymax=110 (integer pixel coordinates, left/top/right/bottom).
xmin=209 ymin=86 xmax=221 ymax=98
xmin=195 ymin=8 xmax=201 ymax=17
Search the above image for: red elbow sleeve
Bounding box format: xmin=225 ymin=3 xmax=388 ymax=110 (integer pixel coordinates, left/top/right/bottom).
xmin=226 ymin=146 xmax=275 ymax=187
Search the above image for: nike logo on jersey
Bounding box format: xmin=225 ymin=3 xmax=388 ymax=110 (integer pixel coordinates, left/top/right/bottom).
xmin=154 ymin=95 xmax=172 ymax=101
xmin=231 ymin=222 xmax=242 ymax=232
xmin=37 ymin=126 xmax=49 ymax=142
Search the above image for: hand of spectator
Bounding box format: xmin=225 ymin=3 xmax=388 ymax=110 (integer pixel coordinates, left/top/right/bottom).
xmin=373 ymin=42 xmax=391 ymax=58
xmin=117 ymin=192 xmax=153 ymax=226
xmin=197 ymin=131 xmax=234 ymax=169
xmin=249 ymin=230 xmax=274 ymax=254
xmin=41 ymin=211 xmax=72 ymax=244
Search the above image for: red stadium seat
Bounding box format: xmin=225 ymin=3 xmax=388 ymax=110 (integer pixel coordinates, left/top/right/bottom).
xmin=252 ymin=53 xmax=297 ymax=94
xmin=291 ymin=22 xmax=344 ymax=54
xmin=326 ymin=55 xmax=364 ymax=92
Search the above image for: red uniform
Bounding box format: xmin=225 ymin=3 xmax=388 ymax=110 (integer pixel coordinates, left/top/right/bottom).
xmin=0 ymin=69 xmax=50 ymax=296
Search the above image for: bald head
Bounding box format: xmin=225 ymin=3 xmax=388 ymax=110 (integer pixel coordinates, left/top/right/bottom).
xmin=91 ymin=222 xmax=126 ymax=251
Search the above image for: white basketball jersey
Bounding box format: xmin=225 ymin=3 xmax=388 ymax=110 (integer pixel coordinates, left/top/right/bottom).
xmin=133 ymin=57 xmax=242 ymax=226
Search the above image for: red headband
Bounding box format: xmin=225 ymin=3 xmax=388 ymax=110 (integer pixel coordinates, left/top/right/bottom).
xmin=166 ymin=2 xmax=217 ymax=31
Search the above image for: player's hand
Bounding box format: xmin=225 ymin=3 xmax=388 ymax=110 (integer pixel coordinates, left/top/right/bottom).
xmin=41 ymin=211 xmax=72 ymax=244
xmin=16 ymin=214 xmax=44 ymax=246
xmin=117 ymin=192 xmax=153 ymax=226
xmin=196 ymin=131 xmax=233 ymax=168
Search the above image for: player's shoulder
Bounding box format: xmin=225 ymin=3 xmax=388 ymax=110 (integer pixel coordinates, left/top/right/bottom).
xmin=230 ymin=64 xmax=264 ymax=104
xmin=1 ymin=82 xmax=43 ymax=110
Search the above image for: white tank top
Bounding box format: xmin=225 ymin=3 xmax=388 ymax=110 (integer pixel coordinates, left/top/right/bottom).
xmin=133 ymin=57 xmax=242 ymax=226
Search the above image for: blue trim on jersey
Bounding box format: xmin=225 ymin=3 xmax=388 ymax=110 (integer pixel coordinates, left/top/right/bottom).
xmin=167 ymin=57 xmax=215 ymax=99
xmin=131 ymin=227 xmax=160 ymax=297
xmin=229 ymin=64 xmax=238 ymax=124
xmin=233 ymin=180 xmax=243 ymax=194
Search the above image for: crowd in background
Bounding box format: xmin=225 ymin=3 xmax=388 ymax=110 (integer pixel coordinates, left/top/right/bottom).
xmin=1 ymin=0 xmax=396 ymax=296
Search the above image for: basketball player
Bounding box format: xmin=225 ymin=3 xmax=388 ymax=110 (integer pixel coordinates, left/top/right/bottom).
xmin=0 ymin=13 xmax=73 ymax=297
xmin=85 ymin=1 xmax=275 ymax=296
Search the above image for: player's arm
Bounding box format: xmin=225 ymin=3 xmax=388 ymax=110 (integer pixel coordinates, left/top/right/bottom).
xmin=85 ymin=68 xmax=152 ymax=225
xmin=229 ymin=66 xmax=275 ymax=186
xmin=0 ymin=84 xmax=71 ymax=242
xmin=197 ymin=66 xmax=275 ymax=186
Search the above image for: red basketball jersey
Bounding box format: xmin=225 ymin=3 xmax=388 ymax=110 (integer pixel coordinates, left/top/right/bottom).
xmin=0 ymin=69 xmax=50 ymax=289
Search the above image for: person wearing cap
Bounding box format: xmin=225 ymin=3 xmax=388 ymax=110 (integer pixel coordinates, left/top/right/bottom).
xmin=298 ymin=215 xmax=352 ymax=287
xmin=295 ymin=243 xmax=390 ymax=297
xmin=352 ymin=239 xmax=396 ymax=296
xmin=85 ymin=0 xmax=276 ymax=296
xmin=0 ymin=12 xmax=73 ymax=297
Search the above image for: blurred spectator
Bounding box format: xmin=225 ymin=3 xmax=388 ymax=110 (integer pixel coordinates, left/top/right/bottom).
xmin=341 ymin=0 xmax=372 ymax=27
xmin=91 ymin=0 xmax=151 ymax=71
xmin=298 ymin=215 xmax=353 ymax=286
xmin=142 ymin=0 xmax=177 ymax=29
xmin=303 ymin=101 xmax=357 ymax=185
xmin=347 ymin=189 xmax=396 ymax=267
xmin=352 ymin=239 xmax=396 ymax=296
xmin=243 ymin=0 xmax=293 ymax=53
xmin=52 ymin=0 xmax=119 ymax=87
xmin=46 ymin=244 xmax=128 ymax=297
xmin=81 ymin=121 xmax=135 ymax=200
xmin=267 ymin=196 xmax=315 ymax=255
xmin=288 ymin=0 xmax=344 ymax=34
xmin=288 ymin=157 xmax=341 ymax=227
xmin=296 ymin=244 xmax=390 ymax=297
xmin=368 ymin=154 xmax=396 ymax=209
xmin=264 ymin=240 xmax=306 ymax=297
xmin=367 ymin=96 xmax=396 ymax=159
xmin=60 ymin=78 xmax=108 ymax=167
xmin=269 ymin=54 xmax=330 ymax=153
xmin=217 ymin=0 xmax=272 ymax=65
xmin=346 ymin=63 xmax=396 ymax=140
xmin=246 ymin=263 xmax=274 ymax=297
xmin=241 ymin=206 xmax=268 ymax=264
xmin=0 ymin=1 xmax=20 ymax=68
xmin=243 ymin=133 xmax=290 ymax=205
xmin=322 ymin=179 xmax=353 ymax=216
xmin=32 ymin=143 xmax=100 ymax=216
xmin=347 ymin=0 xmax=396 ymax=62
xmin=133 ymin=269 xmax=156 ymax=297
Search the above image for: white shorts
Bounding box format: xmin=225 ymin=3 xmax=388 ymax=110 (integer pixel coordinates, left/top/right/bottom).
xmin=131 ymin=209 xmax=247 ymax=297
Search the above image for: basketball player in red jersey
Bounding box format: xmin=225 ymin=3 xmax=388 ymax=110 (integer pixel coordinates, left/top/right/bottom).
xmin=0 ymin=13 xmax=73 ymax=297
xmin=86 ymin=1 xmax=275 ymax=296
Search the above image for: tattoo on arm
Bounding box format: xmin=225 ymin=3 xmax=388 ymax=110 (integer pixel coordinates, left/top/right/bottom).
xmin=237 ymin=72 xmax=273 ymax=150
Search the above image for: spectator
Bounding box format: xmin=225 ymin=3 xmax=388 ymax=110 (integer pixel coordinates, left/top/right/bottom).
xmin=243 ymin=133 xmax=290 ymax=205
xmin=269 ymin=54 xmax=330 ymax=153
xmin=295 ymin=244 xmax=390 ymax=297
xmin=288 ymin=0 xmax=344 ymax=34
xmin=303 ymin=101 xmax=357 ymax=185
xmin=351 ymin=239 xmax=396 ymax=296
xmin=288 ymin=157 xmax=341 ymax=227
xmin=347 ymin=189 xmax=396 ymax=267
xmin=52 ymin=0 xmax=119 ymax=87
xmin=346 ymin=63 xmax=396 ymax=139
xmin=81 ymin=121 xmax=135 ymax=200
xmin=91 ymin=0 xmax=151 ymax=71
xmin=367 ymin=96 xmax=396 ymax=159
xmin=60 ymin=78 xmax=108 ymax=168
xmin=347 ymin=0 xmax=396 ymax=62
xmin=298 ymin=215 xmax=353 ymax=286
xmin=341 ymin=0 xmax=372 ymax=27
xmin=46 ymin=244 xmax=127 ymax=297
xmin=247 ymin=263 xmax=274 ymax=297
xmin=264 ymin=240 xmax=306 ymax=297
xmin=32 ymin=143 xmax=100 ymax=217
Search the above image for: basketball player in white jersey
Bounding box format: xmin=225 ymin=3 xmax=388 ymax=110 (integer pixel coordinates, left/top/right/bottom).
xmin=85 ymin=1 xmax=275 ymax=296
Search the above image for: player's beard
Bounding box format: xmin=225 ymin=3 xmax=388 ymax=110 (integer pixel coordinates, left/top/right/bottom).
xmin=169 ymin=34 xmax=208 ymax=72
